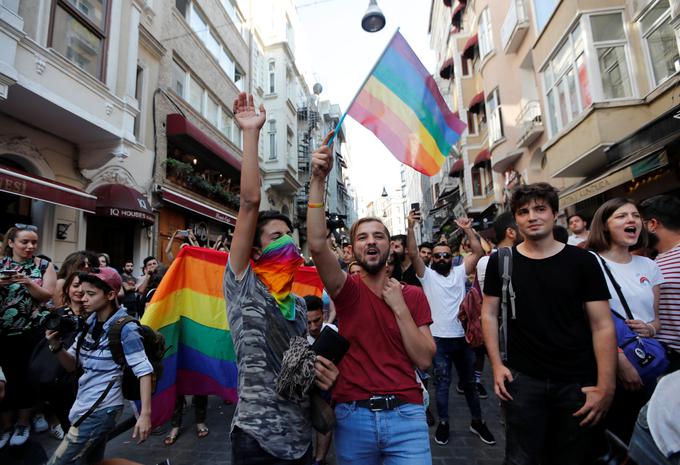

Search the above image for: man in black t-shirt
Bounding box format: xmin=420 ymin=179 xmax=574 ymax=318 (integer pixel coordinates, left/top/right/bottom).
xmin=481 ymin=183 xmax=617 ymax=465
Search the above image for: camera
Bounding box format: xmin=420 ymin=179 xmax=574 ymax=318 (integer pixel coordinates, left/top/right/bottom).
xmin=44 ymin=313 xmax=86 ymax=333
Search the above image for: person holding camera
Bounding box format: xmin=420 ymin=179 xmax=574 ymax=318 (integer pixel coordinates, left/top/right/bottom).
xmin=0 ymin=224 xmax=56 ymax=448
xmin=45 ymin=267 xmax=153 ymax=465
xmin=135 ymin=256 xmax=159 ymax=296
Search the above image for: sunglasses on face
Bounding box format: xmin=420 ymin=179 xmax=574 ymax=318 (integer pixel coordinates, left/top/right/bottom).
xmin=433 ymin=252 xmax=452 ymax=259
xmin=15 ymin=223 xmax=38 ymax=232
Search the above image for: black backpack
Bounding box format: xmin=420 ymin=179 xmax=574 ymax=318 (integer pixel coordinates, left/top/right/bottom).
xmin=107 ymin=315 xmax=166 ymax=400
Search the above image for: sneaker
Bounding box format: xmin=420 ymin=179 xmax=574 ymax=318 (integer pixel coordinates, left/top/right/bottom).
xmin=32 ymin=414 xmax=48 ymax=433
xmin=426 ymin=407 xmax=435 ymax=427
xmin=476 ymin=383 xmax=489 ymax=399
xmin=470 ymin=420 xmax=496 ymax=445
xmin=0 ymin=430 xmax=10 ymax=448
xmin=9 ymin=424 xmax=30 ymax=446
xmin=434 ymin=421 xmax=449 ymax=445
xmin=456 ymin=382 xmax=464 ymax=394
xmin=50 ymin=424 xmax=65 ymax=441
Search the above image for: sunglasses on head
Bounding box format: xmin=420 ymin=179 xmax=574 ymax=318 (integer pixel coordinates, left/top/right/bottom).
xmin=433 ymin=252 xmax=452 ymax=259
xmin=15 ymin=223 xmax=38 ymax=232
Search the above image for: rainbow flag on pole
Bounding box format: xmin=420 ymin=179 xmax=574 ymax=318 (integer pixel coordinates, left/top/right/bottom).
xmin=140 ymin=246 xmax=324 ymax=426
xmin=345 ymin=30 xmax=465 ymax=176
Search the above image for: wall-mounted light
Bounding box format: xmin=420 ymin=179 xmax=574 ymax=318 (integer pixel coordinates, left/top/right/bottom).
xmin=362 ymin=0 xmax=386 ymax=33
xmin=56 ymin=223 xmax=70 ymax=240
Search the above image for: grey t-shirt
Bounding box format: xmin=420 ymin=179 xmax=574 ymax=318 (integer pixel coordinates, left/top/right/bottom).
xmin=224 ymin=261 xmax=311 ymax=460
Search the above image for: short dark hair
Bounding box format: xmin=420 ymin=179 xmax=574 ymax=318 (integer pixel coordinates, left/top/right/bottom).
xmin=304 ymin=295 xmax=324 ymax=312
xmin=640 ymin=195 xmax=680 ymax=231
xmin=567 ymin=213 xmax=587 ymax=224
xmin=124 ymin=260 xmax=134 ymax=266
xmin=493 ymin=212 xmax=517 ymax=242
xmin=254 ymin=210 xmax=294 ymax=248
xmin=510 ymin=182 xmax=559 ymax=215
xmin=143 ymin=256 xmax=157 ymax=267
xmin=391 ymin=234 xmax=407 ymax=246
xmin=587 ymin=198 xmax=648 ymax=252
xmin=553 ymin=225 xmax=569 ymax=244
xmin=418 ymin=242 xmax=433 ymax=251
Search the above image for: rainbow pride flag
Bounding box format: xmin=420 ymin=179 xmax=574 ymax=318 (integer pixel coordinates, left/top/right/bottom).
xmin=346 ymin=30 xmax=466 ymax=176
xmin=140 ymin=246 xmax=324 ymax=426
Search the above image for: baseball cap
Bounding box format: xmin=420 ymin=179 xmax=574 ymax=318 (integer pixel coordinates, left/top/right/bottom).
xmin=90 ymin=266 xmax=122 ymax=294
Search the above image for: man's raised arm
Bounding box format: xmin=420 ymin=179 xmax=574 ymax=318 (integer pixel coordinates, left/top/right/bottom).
xmin=307 ymin=133 xmax=346 ymax=298
xmin=406 ymin=210 xmax=426 ymax=278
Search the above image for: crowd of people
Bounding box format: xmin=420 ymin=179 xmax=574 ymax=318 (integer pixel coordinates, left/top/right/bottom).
xmin=0 ymin=91 xmax=678 ymax=465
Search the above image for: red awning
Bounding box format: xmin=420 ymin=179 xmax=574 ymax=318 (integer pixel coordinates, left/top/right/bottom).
xmin=443 ymin=0 xmax=452 ymax=6
xmin=451 ymin=3 xmax=465 ymax=24
xmin=449 ymin=158 xmax=464 ymax=176
xmin=474 ymin=148 xmax=491 ymax=166
xmin=0 ymin=165 xmax=96 ymax=213
xmin=462 ymin=34 xmax=478 ymax=59
xmin=468 ymin=91 xmax=485 ymax=113
xmin=91 ymin=184 xmax=154 ymax=224
xmin=439 ymin=58 xmax=454 ymax=79
xmin=166 ymin=114 xmax=241 ymax=175
xmin=161 ymin=187 xmax=236 ymax=226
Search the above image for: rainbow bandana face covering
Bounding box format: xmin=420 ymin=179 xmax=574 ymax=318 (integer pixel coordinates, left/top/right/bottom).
xmin=252 ymin=234 xmax=304 ymax=320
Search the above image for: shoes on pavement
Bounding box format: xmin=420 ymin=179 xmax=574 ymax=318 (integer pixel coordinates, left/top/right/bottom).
xmin=32 ymin=414 xmax=48 ymax=433
xmin=476 ymin=383 xmax=489 ymax=399
xmin=9 ymin=424 xmax=30 ymax=446
xmin=434 ymin=421 xmax=449 ymax=445
xmin=426 ymin=407 xmax=435 ymax=427
xmin=470 ymin=420 xmax=496 ymax=445
xmin=50 ymin=424 xmax=65 ymax=441
xmin=0 ymin=430 xmax=10 ymax=448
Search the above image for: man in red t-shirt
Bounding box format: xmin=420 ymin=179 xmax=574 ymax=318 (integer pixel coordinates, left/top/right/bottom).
xmin=307 ymin=133 xmax=436 ymax=465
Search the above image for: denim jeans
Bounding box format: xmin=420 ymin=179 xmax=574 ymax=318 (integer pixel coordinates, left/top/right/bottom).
xmin=433 ymin=336 xmax=481 ymax=422
xmin=629 ymin=405 xmax=680 ymax=465
xmin=334 ymin=402 xmax=431 ymax=465
xmin=230 ymin=426 xmax=313 ymax=465
xmin=502 ymin=370 xmax=597 ymax=465
xmin=47 ymin=405 xmax=123 ymax=465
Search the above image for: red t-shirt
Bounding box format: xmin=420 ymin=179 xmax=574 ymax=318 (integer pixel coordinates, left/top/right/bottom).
xmin=331 ymin=274 xmax=433 ymax=405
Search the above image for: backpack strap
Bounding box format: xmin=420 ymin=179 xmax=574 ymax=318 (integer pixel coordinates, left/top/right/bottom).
xmin=108 ymin=315 xmax=139 ymax=367
xmin=596 ymin=255 xmax=635 ymax=320
xmin=497 ymin=247 xmax=515 ymax=362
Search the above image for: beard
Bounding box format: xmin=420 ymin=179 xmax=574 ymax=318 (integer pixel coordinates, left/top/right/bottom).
xmin=356 ymin=249 xmax=390 ymax=275
xmin=431 ymin=261 xmax=451 ymax=275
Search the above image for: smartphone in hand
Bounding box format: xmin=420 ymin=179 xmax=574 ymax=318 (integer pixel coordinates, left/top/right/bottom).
xmin=410 ymin=202 xmax=420 ymax=213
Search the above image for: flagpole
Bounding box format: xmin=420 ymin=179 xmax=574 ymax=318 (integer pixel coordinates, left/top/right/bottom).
xmin=327 ymin=27 xmax=402 ymax=146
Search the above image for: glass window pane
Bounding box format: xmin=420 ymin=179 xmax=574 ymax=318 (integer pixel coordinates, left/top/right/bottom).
xmin=532 ymin=0 xmax=558 ymax=32
xmin=553 ymin=41 xmax=571 ymax=77
xmin=590 ymin=13 xmax=625 ymax=42
xmin=220 ymin=49 xmax=235 ymax=80
xmin=640 ymin=1 xmax=669 ymax=34
xmin=220 ymin=110 xmax=232 ymax=139
xmin=171 ymin=61 xmax=186 ymax=97
xmin=576 ymin=54 xmax=592 ymax=107
xmin=190 ymin=5 xmax=208 ymax=41
xmin=557 ymin=79 xmax=569 ymax=126
xmin=571 ymin=23 xmax=584 ymax=53
xmin=52 ymin=6 xmax=103 ymax=78
xmin=597 ymin=46 xmax=632 ymax=98
xmin=546 ymin=89 xmax=559 ymax=134
xmin=66 ymin=0 xmax=107 ymax=29
xmin=566 ymin=68 xmax=579 ymax=117
xmin=647 ymin=17 xmax=679 ymax=84
xmin=206 ymin=97 xmax=219 ymax=126
xmin=189 ymin=76 xmax=203 ymax=111
xmin=207 ymin=32 xmax=221 ymax=59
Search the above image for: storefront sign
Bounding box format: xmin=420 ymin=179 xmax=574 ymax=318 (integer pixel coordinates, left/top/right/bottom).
xmin=100 ymin=207 xmax=155 ymax=223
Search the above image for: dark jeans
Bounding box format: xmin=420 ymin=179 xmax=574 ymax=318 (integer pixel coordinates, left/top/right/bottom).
xmin=231 ymin=426 xmax=313 ymax=465
xmin=0 ymin=329 xmax=40 ymax=411
xmin=171 ymin=395 xmax=207 ymax=428
xmin=433 ymin=336 xmax=481 ymax=422
xmin=605 ymin=385 xmax=650 ymax=444
xmin=503 ymin=369 xmax=598 ymax=465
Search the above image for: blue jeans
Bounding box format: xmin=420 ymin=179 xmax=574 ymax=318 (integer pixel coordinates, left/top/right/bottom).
xmin=47 ymin=405 xmax=123 ymax=465
xmin=503 ymin=370 xmax=596 ymax=465
xmin=334 ymin=402 xmax=431 ymax=465
xmin=629 ymin=405 xmax=680 ymax=465
xmin=433 ymin=336 xmax=481 ymax=422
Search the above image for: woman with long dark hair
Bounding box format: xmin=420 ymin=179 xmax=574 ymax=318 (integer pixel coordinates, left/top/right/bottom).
xmin=587 ymin=198 xmax=663 ymax=442
xmin=0 ymin=225 xmax=56 ymax=447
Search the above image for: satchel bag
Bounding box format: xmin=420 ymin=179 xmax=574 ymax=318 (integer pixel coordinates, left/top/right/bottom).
xmin=597 ymin=256 xmax=668 ymax=387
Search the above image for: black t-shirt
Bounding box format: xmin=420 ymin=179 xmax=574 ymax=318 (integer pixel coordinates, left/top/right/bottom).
xmin=483 ymin=245 xmax=610 ymax=383
xmin=400 ymin=264 xmax=422 ymax=287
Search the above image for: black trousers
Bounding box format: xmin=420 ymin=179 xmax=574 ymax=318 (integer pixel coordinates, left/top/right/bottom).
xmin=230 ymin=426 xmax=312 ymax=465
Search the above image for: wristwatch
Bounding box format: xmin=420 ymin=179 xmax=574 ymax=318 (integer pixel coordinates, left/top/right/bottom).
xmin=49 ymin=343 xmax=63 ymax=354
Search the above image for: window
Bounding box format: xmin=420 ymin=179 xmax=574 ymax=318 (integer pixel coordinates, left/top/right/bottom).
xmin=471 ymin=167 xmax=483 ymax=196
xmin=49 ymin=0 xmax=109 ymax=79
xmin=172 ymin=60 xmax=187 ymax=98
xmin=189 ymin=4 xmax=208 ymax=42
xmin=188 ymin=75 xmax=203 ymax=112
xmin=206 ymin=96 xmax=219 ymax=127
xmin=286 ymin=17 xmax=295 ymax=52
xmin=220 ymin=110 xmax=232 ymax=140
xmin=531 ymin=0 xmax=558 ymax=33
xmin=461 ymin=57 xmax=471 ymax=77
xmin=133 ymin=65 xmax=144 ymax=139
xmin=478 ymin=8 xmax=493 ymax=58
xmin=466 ymin=111 xmax=478 ymax=135
xmin=487 ymin=88 xmax=503 ymax=145
xmin=287 ymin=127 xmax=294 ymax=167
xmin=221 ymin=0 xmax=244 ymax=37
xmin=268 ymin=60 xmax=276 ymax=94
xmin=268 ymin=120 xmax=277 ymax=159
xmin=639 ymin=0 xmax=679 ymax=87
xmin=590 ymin=13 xmax=632 ymax=99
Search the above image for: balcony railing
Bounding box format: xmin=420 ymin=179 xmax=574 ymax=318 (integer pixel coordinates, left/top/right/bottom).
xmin=516 ymin=100 xmax=544 ymax=148
xmin=500 ymin=0 xmax=529 ymax=54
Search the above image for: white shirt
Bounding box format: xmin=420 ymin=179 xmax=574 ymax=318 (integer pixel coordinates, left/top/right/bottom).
xmin=418 ymin=265 xmax=466 ymax=338
xmin=307 ymin=322 xmax=338 ymax=345
xmin=567 ymin=235 xmax=587 ymax=246
xmin=597 ymin=254 xmax=664 ymax=323
xmin=647 ymin=370 xmax=680 ymax=457
xmin=476 ymin=250 xmax=495 ymax=292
